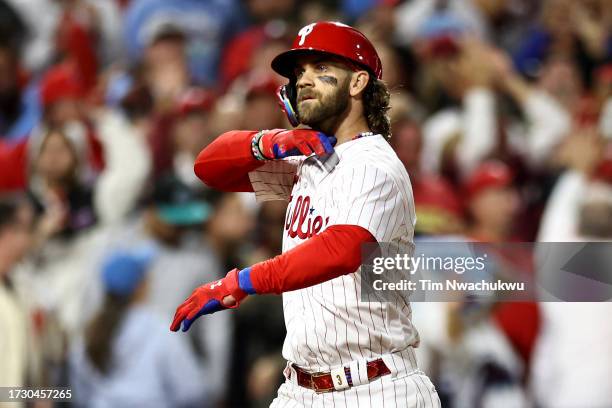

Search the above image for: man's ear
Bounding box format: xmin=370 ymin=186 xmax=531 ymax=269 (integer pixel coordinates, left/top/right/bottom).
xmin=349 ymin=70 xmax=370 ymax=97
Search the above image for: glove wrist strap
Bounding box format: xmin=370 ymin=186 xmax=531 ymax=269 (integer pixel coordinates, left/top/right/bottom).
xmin=251 ymin=130 xmax=270 ymax=161
xmin=225 ymin=268 xmax=250 ymax=308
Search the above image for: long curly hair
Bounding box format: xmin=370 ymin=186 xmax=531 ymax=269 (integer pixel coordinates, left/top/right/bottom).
xmin=363 ymin=77 xmax=391 ymax=139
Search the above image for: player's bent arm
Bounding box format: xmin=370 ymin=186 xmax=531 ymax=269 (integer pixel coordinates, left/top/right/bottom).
xmin=194 ymin=129 xmax=335 ymax=192
xmin=170 ymin=224 xmax=375 ymax=332
xmin=194 ymin=130 xmax=263 ymax=192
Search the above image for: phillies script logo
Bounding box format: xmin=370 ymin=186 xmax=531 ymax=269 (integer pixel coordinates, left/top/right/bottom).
xmin=285 ymin=195 xmax=329 ymax=239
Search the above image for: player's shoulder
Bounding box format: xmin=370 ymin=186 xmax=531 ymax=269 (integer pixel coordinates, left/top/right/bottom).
xmin=335 ymin=135 xmax=410 ymax=182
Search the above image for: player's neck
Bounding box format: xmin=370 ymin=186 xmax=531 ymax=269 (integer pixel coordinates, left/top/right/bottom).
xmin=325 ymin=114 xmax=371 ymax=146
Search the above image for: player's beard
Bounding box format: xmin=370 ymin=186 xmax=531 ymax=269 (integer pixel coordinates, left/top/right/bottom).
xmin=297 ymin=77 xmax=350 ymax=130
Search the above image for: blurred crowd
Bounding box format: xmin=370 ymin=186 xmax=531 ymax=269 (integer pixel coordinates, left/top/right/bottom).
xmin=0 ymin=0 xmax=610 ymax=407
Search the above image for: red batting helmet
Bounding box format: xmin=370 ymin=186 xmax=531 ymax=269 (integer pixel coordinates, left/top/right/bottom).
xmin=271 ymin=21 xmax=382 ymax=80
xmin=272 ymin=22 xmax=382 ymax=127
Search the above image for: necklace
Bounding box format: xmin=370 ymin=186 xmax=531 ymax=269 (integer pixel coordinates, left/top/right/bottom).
xmin=352 ymin=131 xmax=375 ymax=140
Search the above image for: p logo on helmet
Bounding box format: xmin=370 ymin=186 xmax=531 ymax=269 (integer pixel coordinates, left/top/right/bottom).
xmin=298 ymin=23 xmax=315 ymax=46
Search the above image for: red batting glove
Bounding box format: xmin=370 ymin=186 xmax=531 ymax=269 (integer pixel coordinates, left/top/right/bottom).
xmin=170 ymin=268 xmax=248 ymax=332
xmin=257 ymin=129 xmax=336 ymax=160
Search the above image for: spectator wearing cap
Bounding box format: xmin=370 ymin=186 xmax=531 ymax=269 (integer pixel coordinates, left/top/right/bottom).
xmin=241 ymin=73 xmax=286 ymax=130
xmin=36 ymin=61 xmax=106 ymax=173
xmin=140 ymin=24 xmax=192 ymax=114
xmin=0 ymin=62 xmax=103 ymax=194
xmin=219 ymin=20 xmax=291 ymax=89
xmin=464 ymin=160 xmax=520 ymax=242
xmin=136 ymin=174 xmax=225 ymax=320
xmin=149 ymin=87 xmax=217 ymax=183
xmin=85 ymin=174 xmax=232 ymax=406
xmin=393 ymin=0 xmax=509 ymax=47
xmin=215 ymin=58 xmax=288 ymax=137
xmin=390 ymin=116 xmax=465 ymax=236
xmin=464 ymin=160 xmax=541 ymax=379
xmin=171 ymin=89 xmax=218 ymax=187
xmin=104 ymin=22 xmax=192 ymax=121
xmin=123 ymin=0 xmax=246 ymax=86
xmin=39 ymin=62 xmax=87 ymax=129
xmin=69 ymin=247 xmax=207 ymax=407
xmin=414 ymin=178 xmax=465 ymax=236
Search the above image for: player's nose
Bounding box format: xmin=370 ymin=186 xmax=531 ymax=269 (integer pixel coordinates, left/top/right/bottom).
xmin=296 ymin=67 xmax=316 ymax=89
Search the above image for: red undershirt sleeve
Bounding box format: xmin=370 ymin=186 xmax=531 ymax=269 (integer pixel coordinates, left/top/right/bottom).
xmin=194 ymin=130 xmax=263 ymax=192
xmin=249 ymin=224 xmax=377 ymax=294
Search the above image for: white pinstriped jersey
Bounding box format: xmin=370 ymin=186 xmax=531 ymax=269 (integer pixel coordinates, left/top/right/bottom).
xmin=249 ymin=134 xmax=419 ymax=371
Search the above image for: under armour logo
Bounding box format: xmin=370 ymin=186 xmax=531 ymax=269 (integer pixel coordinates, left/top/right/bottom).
xmin=298 ymin=23 xmax=315 ymax=46
xmin=210 ymin=280 xmax=223 ymax=289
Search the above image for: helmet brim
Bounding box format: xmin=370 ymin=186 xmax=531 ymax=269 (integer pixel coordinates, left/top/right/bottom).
xmin=271 ymin=49 xmax=331 ymax=78
xmin=271 ymin=48 xmax=374 ymax=79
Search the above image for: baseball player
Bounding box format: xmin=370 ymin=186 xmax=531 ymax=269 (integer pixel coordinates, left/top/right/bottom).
xmin=170 ymin=21 xmax=441 ymax=407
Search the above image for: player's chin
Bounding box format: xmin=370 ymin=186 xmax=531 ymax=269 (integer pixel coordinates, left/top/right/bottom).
xmin=298 ymin=106 xmax=319 ymax=124
xmin=298 ymin=99 xmax=316 ymax=111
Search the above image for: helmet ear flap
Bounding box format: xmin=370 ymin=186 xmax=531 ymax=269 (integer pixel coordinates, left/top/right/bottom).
xmin=276 ymin=82 xmax=300 ymax=127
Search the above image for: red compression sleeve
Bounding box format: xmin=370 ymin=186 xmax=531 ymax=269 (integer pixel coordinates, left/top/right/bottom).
xmin=250 ymin=224 xmax=376 ymax=294
xmin=194 ymin=130 xmax=264 ymax=192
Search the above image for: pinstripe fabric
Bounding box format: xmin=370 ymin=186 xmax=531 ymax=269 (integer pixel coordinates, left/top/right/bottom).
xmin=251 ymin=135 xmax=439 ymax=407
xmin=248 ymin=157 xmax=303 ymax=202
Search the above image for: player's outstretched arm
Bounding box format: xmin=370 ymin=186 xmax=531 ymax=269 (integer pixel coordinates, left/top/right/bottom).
xmin=247 ymin=224 xmax=374 ymax=294
xmin=170 ymin=224 xmax=373 ymax=332
xmin=194 ymin=129 xmax=336 ymax=192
